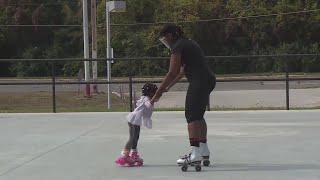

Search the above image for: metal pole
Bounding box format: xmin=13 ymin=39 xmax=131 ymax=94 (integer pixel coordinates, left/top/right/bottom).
xmin=91 ymin=0 xmax=98 ymax=94
xmin=121 ymin=85 xmax=124 ymax=101
xmin=83 ymin=0 xmax=90 ymax=97
xmin=51 ymin=62 xmax=56 ymax=113
xmin=129 ymin=59 xmax=133 ymax=112
xmin=133 ymin=90 xmax=137 ymax=109
xmin=106 ymin=1 xmax=111 ymax=108
xmin=119 ymin=85 xmax=124 ymax=101
xmin=286 ymin=61 xmax=290 ymax=110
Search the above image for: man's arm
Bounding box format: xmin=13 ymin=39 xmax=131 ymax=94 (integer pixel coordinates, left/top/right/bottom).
xmin=166 ymin=66 xmax=185 ymax=91
xmin=150 ymin=52 xmax=182 ymax=103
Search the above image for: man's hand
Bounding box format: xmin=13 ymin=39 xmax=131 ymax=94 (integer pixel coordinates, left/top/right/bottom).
xmin=150 ymin=89 xmax=164 ymax=104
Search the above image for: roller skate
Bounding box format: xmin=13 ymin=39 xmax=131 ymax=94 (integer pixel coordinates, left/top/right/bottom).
xmin=177 ymin=146 xmax=202 ymax=172
xmin=115 ymin=150 xmax=135 ymax=166
xmin=200 ymin=142 xmax=211 ymax=166
xmin=129 ymin=149 xmax=143 ymax=166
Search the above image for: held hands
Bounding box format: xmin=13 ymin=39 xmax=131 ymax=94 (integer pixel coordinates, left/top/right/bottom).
xmin=150 ymin=92 xmax=161 ymax=105
xmin=150 ymin=87 xmax=169 ymax=104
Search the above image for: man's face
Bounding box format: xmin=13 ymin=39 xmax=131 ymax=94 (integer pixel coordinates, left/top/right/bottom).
xmin=159 ymin=33 xmax=174 ymax=49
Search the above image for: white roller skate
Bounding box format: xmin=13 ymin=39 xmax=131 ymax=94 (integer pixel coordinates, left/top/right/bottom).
xmin=200 ymin=142 xmax=211 ymax=166
xmin=177 ymin=146 xmax=202 ymax=172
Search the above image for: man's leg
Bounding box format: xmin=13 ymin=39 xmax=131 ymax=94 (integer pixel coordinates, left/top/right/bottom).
xmin=188 ymin=121 xmax=200 ymax=147
xmin=175 ymin=120 xmax=202 ymax=164
xmin=198 ymin=83 xmax=215 ymax=162
xmin=176 ymin=83 xmax=203 ymax=164
xmin=198 ymin=119 xmax=210 ymax=161
xmin=198 ymin=120 xmax=207 ymax=144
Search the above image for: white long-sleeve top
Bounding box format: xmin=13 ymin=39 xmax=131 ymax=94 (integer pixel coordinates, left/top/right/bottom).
xmin=126 ymin=96 xmax=154 ymax=129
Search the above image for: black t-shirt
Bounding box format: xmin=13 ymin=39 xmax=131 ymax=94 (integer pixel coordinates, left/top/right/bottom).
xmin=171 ymin=37 xmax=214 ymax=82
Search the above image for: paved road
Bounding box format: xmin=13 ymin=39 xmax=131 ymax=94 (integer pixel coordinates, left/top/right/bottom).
xmin=0 ymin=111 xmax=319 ymax=180
xmin=1 ymin=78 xmax=319 ymax=109
xmin=155 ymin=88 xmax=320 ymax=108
xmin=0 ymin=79 xmax=320 ymax=92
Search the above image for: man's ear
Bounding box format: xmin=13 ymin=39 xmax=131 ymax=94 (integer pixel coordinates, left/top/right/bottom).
xmin=167 ymin=33 xmax=174 ymax=42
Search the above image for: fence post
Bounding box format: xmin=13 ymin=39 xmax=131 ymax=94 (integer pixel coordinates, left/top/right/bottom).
xmin=121 ymin=85 xmax=124 ymax=100
xmin=51 ymin=62 xmax=56 ymax=113
xmin=119 ymin=85 xmax=123 ymax=100
xmin=128 ymin=59 xmax=133 ymax=112
xmin=133 ymin=90 xmax=137 ymax=109
xmin=285 ymin=61 xmax=290 ymax=110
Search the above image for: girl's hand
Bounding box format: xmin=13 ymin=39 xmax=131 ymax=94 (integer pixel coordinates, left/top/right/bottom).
xmin=151 ymin=90 xmax=163 ymax=104
xmin=150 ymin=96 xmax=157 ymax=105
xmin=150 ymin=97 xmax=158 ymax=105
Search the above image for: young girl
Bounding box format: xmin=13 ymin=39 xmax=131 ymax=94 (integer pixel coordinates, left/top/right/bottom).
xmin=115 ymin=83 xmax=158 ymax=166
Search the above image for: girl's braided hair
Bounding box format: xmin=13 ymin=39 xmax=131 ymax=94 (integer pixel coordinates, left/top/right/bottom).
xmin=142 ymin=83 xmax=158 ymax=97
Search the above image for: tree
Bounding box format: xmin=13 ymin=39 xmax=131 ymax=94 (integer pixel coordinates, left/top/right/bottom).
xmin=0 ymin=0 xmax=319 ymax=77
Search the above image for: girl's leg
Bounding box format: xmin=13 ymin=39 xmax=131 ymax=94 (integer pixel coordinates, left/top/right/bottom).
xmin=116 ymin=123 xmax=135 ymax=165
xmin=124 ymin=123 xmax=134 ymax=151
xmin=129 ymin=125 xmax=143 ymax=165
xmin=131 ymin=124 xmax=140 ymax=150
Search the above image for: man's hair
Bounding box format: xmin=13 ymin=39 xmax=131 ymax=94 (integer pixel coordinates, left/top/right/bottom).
xmin=160 ymin=24 xmax=184 ymax=38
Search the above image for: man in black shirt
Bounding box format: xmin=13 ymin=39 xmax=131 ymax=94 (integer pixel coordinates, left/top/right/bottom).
xmin=151 ymin=24 xmax=216 ymax=165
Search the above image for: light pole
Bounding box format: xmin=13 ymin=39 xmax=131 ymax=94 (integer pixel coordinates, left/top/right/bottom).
xmin=106 ymin=0 xmax=126 ymax=109
xmin=83 ymin=0 xmax=90 ymax=97
xmin=91 ymin=0 xmax=98 ymax=94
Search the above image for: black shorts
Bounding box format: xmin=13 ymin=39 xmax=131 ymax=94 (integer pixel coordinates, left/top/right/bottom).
xmin=185 ymin=76 xmax=216 ymax=124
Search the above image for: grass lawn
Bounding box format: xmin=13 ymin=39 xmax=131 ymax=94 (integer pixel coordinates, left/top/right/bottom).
xmin=0 ymin=91 xmax=319 ymax=113
xmin=0 ymin=91 xmax=130 ymax=113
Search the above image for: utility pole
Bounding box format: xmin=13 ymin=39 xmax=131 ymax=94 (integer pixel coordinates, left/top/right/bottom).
xmin=83 ymin=0 xmax=90 ymax=97
xmin=91 ymin=0 xmax=98 ymax=94
xmin=106 ymin=1 xmax=111 ymax=108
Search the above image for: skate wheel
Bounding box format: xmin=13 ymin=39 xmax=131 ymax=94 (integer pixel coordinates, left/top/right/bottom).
xmin=136 ymin=162 xmax=143 ymax=166
xmin=195 ymin=165 xmax=201 ymax=172
xmin=128 ymin=163 xmax=135 ymax=167
xmin=181 ymin=164 xmax=188 ymax=172
xmin=203 ymin=160 xmax=210 ymax=166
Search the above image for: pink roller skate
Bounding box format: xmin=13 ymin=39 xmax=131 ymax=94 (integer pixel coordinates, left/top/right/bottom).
xmin=129 ymin=149 xmax=143 ymax=166
xmin=115 ymin=150 xmax=135 ymax=166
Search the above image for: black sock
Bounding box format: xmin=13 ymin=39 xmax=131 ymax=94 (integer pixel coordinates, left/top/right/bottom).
xmin=189 ymin=138 xmax=199 ymax=147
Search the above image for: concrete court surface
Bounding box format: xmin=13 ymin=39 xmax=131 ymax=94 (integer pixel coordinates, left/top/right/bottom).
xmin=0 ymin=111 xmax=320 ymax=180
